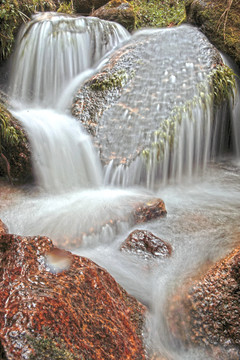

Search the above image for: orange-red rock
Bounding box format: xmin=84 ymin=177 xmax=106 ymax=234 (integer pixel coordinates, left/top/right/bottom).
xmin=0 ymin=234 xmax=146 ymax=359
xmin=133 ymin=199 xmax=167 ymax=224
xmin=120 ymin=230 xmax=172 ymax=259
xmin=0 ymin=220 xmax=8 ymax=235
xmin=167 ymin=247 xmax=240 ymax=359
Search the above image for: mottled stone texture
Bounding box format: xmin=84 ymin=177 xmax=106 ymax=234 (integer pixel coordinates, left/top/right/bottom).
xmin=0 ymin=234 xmax=146 ymax=360
xmin=72 ymin=0 xmax=109 ymax=13
xmin=167 ymin=247 xmax=240 ymax=359
xmin=186 ymin=0 xmax=240 ymax=66
xmin=120 ymin=230 xmax=172 ymax=259
xmin=92 ymin=0 xmax=135 ymax=31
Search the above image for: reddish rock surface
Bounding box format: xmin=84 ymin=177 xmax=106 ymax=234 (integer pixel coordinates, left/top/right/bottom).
xmin=0 ymin=220 xmax=8 ymax=236
xmin=120 ymin=230 xmax=172 ymax=259
xmin=133 ymin=199 xmax=167 ymax=224
xmin=167 ymin=247 xmax=240 ymax=359
xmin=92 ymin=0 xmax=135 ymax=31
xmin=0 ymin=234 xmax=146 ymax=359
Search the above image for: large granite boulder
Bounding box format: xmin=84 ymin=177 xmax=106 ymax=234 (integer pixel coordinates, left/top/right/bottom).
xmin=0 ymin=102 xmax=31 ymax=183
xmin=167 ymin=247 xmax=240 ymax=359
xmin=91 ymin=0 xmax=135 ymax=31
xmin=0 ymin=233 xmax=146 ymax=359
xmin=72 ymin=25 xmax=224 ymax=185
xmin=186 ymin=0 xmax=240 ymax=66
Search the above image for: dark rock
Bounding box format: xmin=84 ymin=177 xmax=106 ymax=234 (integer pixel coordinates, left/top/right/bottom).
xmin=0 ymin=233 xmax=146 ymax=359
xmin=133 ymin=199 xmax=167 ymax=224
xmin=0 ymin=220 xmax=8 ymax=236
xmin=0 ymin=103 xmax=31 ymax=183
xmin=186 ymin=0 xmax=240 ymax=66
xmin=167 ymin=247 xmax=240 ymax=359
xmin=120 ymin=230 xmax=172 ymax=259
xmin=92 ymin=0 xmax=135 ymax=31
xmin=72 ymin=0 xmax=109 ymax=14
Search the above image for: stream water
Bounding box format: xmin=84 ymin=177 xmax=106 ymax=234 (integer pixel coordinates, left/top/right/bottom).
xmin=1 ymin=12 xmax=240 ymax=359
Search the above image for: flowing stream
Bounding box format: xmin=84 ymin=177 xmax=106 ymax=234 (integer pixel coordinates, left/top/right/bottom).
xmin=1 ymin=12 xmax=240 ymax=359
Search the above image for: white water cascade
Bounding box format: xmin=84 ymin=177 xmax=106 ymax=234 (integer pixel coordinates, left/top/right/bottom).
xmin=8 ymin=13 xmax=129 ymax=192
xmin=1 ymin=11 xmax=240 ymax=360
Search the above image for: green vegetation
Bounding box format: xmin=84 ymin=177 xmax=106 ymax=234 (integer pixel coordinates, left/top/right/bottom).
xmin=142 ymin=63 xmax=236 ymax=163
xmin=27 ymin=330 xmax=79 ymax=360
xmin=129 ymin=0 xmax=186 ymax=29
xmin=90 ymin=70 xmax=129 ymax=91
xmin=209 ymin=63 xmax=236 ymax=105
xmin=0 ymin=0 xmax=73 ymax=62
xmin=186 ymin=0 xmax=240 ymax=66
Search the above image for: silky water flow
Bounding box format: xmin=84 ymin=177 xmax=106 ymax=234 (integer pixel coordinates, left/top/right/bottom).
xmin=1 ymin=12 xmax=240 ymax=359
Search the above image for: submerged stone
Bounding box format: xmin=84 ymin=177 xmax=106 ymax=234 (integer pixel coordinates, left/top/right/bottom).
xmin=120 ymin=230 xmax=172 ymax=259
xmin=0 ymin=234 xmax=146 ymax=359
xmin=167 ymin=247 xmax=240 ymax=359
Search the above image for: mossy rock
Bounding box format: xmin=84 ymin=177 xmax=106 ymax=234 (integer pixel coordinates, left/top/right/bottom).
xmin=129 ymin=0 xmax=186 ymax=29
xmin=0 ymin=101 xmax=31 ymax=183
xmin=186 ymin=0 xmax=240 ymax=66
xmin=91 ymin=0 xmax=135 ymax=32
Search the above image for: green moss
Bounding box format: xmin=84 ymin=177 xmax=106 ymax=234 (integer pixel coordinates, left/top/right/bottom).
xmin=186 ymin=0 xmax=240 ymax=66
xmin=0 ymin=103 xmax=20 ymax=154
xmin=209 ymin=63 xmax=236 ymax=105
xmin=142 ymin=64 xmax=236 ymax=163
xmin=27 ymin=330 xmax=79 ymax=360
xmin=90 ymin=70 xmax=129 ymax=91
xmin=129 ymin=0 xmax=186 ymax=29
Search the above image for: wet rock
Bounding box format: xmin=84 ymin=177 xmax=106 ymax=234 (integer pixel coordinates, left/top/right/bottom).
xmin=0 ymin=103 xmax=31 ymax=183
xmin=186 ymin=0 xmax=240 ymax=66
xmin=0 ymin=234 xmax=146 ymax=359
xmin=72 ymin=0 xmax=109 ymax=14
xmin=167 ymin=247 xmax=240 ymax=359
xmin=72 ymin=25 xmax=221 ymax=171
xmin=133 ymin=198 xmax=167 ymax=224
xmin=0 ymin=220 xmax=8 ymax=235
xmin=120 ymin=230 xmax=172 ymax=259
xmin=92 ymin=0 xmax=135 ymax=31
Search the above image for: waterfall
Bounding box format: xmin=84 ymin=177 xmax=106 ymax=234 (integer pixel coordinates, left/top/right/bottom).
xmin=8 ymin=13 xmax=130 ymax=192
xmin=9 ymin=12 xmax=129 ymax=108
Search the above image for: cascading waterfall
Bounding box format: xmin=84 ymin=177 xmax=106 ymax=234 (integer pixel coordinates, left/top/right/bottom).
xmin=8 ymin=13 xmax=129 ymax=192
xmin=9 ymin=12 xmax=129 ymax=107
xmin=1 ymin=11 xmax=240 ymax=360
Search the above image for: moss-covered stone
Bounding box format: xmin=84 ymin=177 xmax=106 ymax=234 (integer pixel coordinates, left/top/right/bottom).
xmin=129 ymin=0 xmax=186 ymax=29
xmin=0 ymin=101 xmax=31 ymax=182
xmin=91 ymin=0 xmax=135 ymax=32
xmin=72 ymin=0 xmax=109 ymax=14
xmin=186 ymin=0 xmax=240 ymax=66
